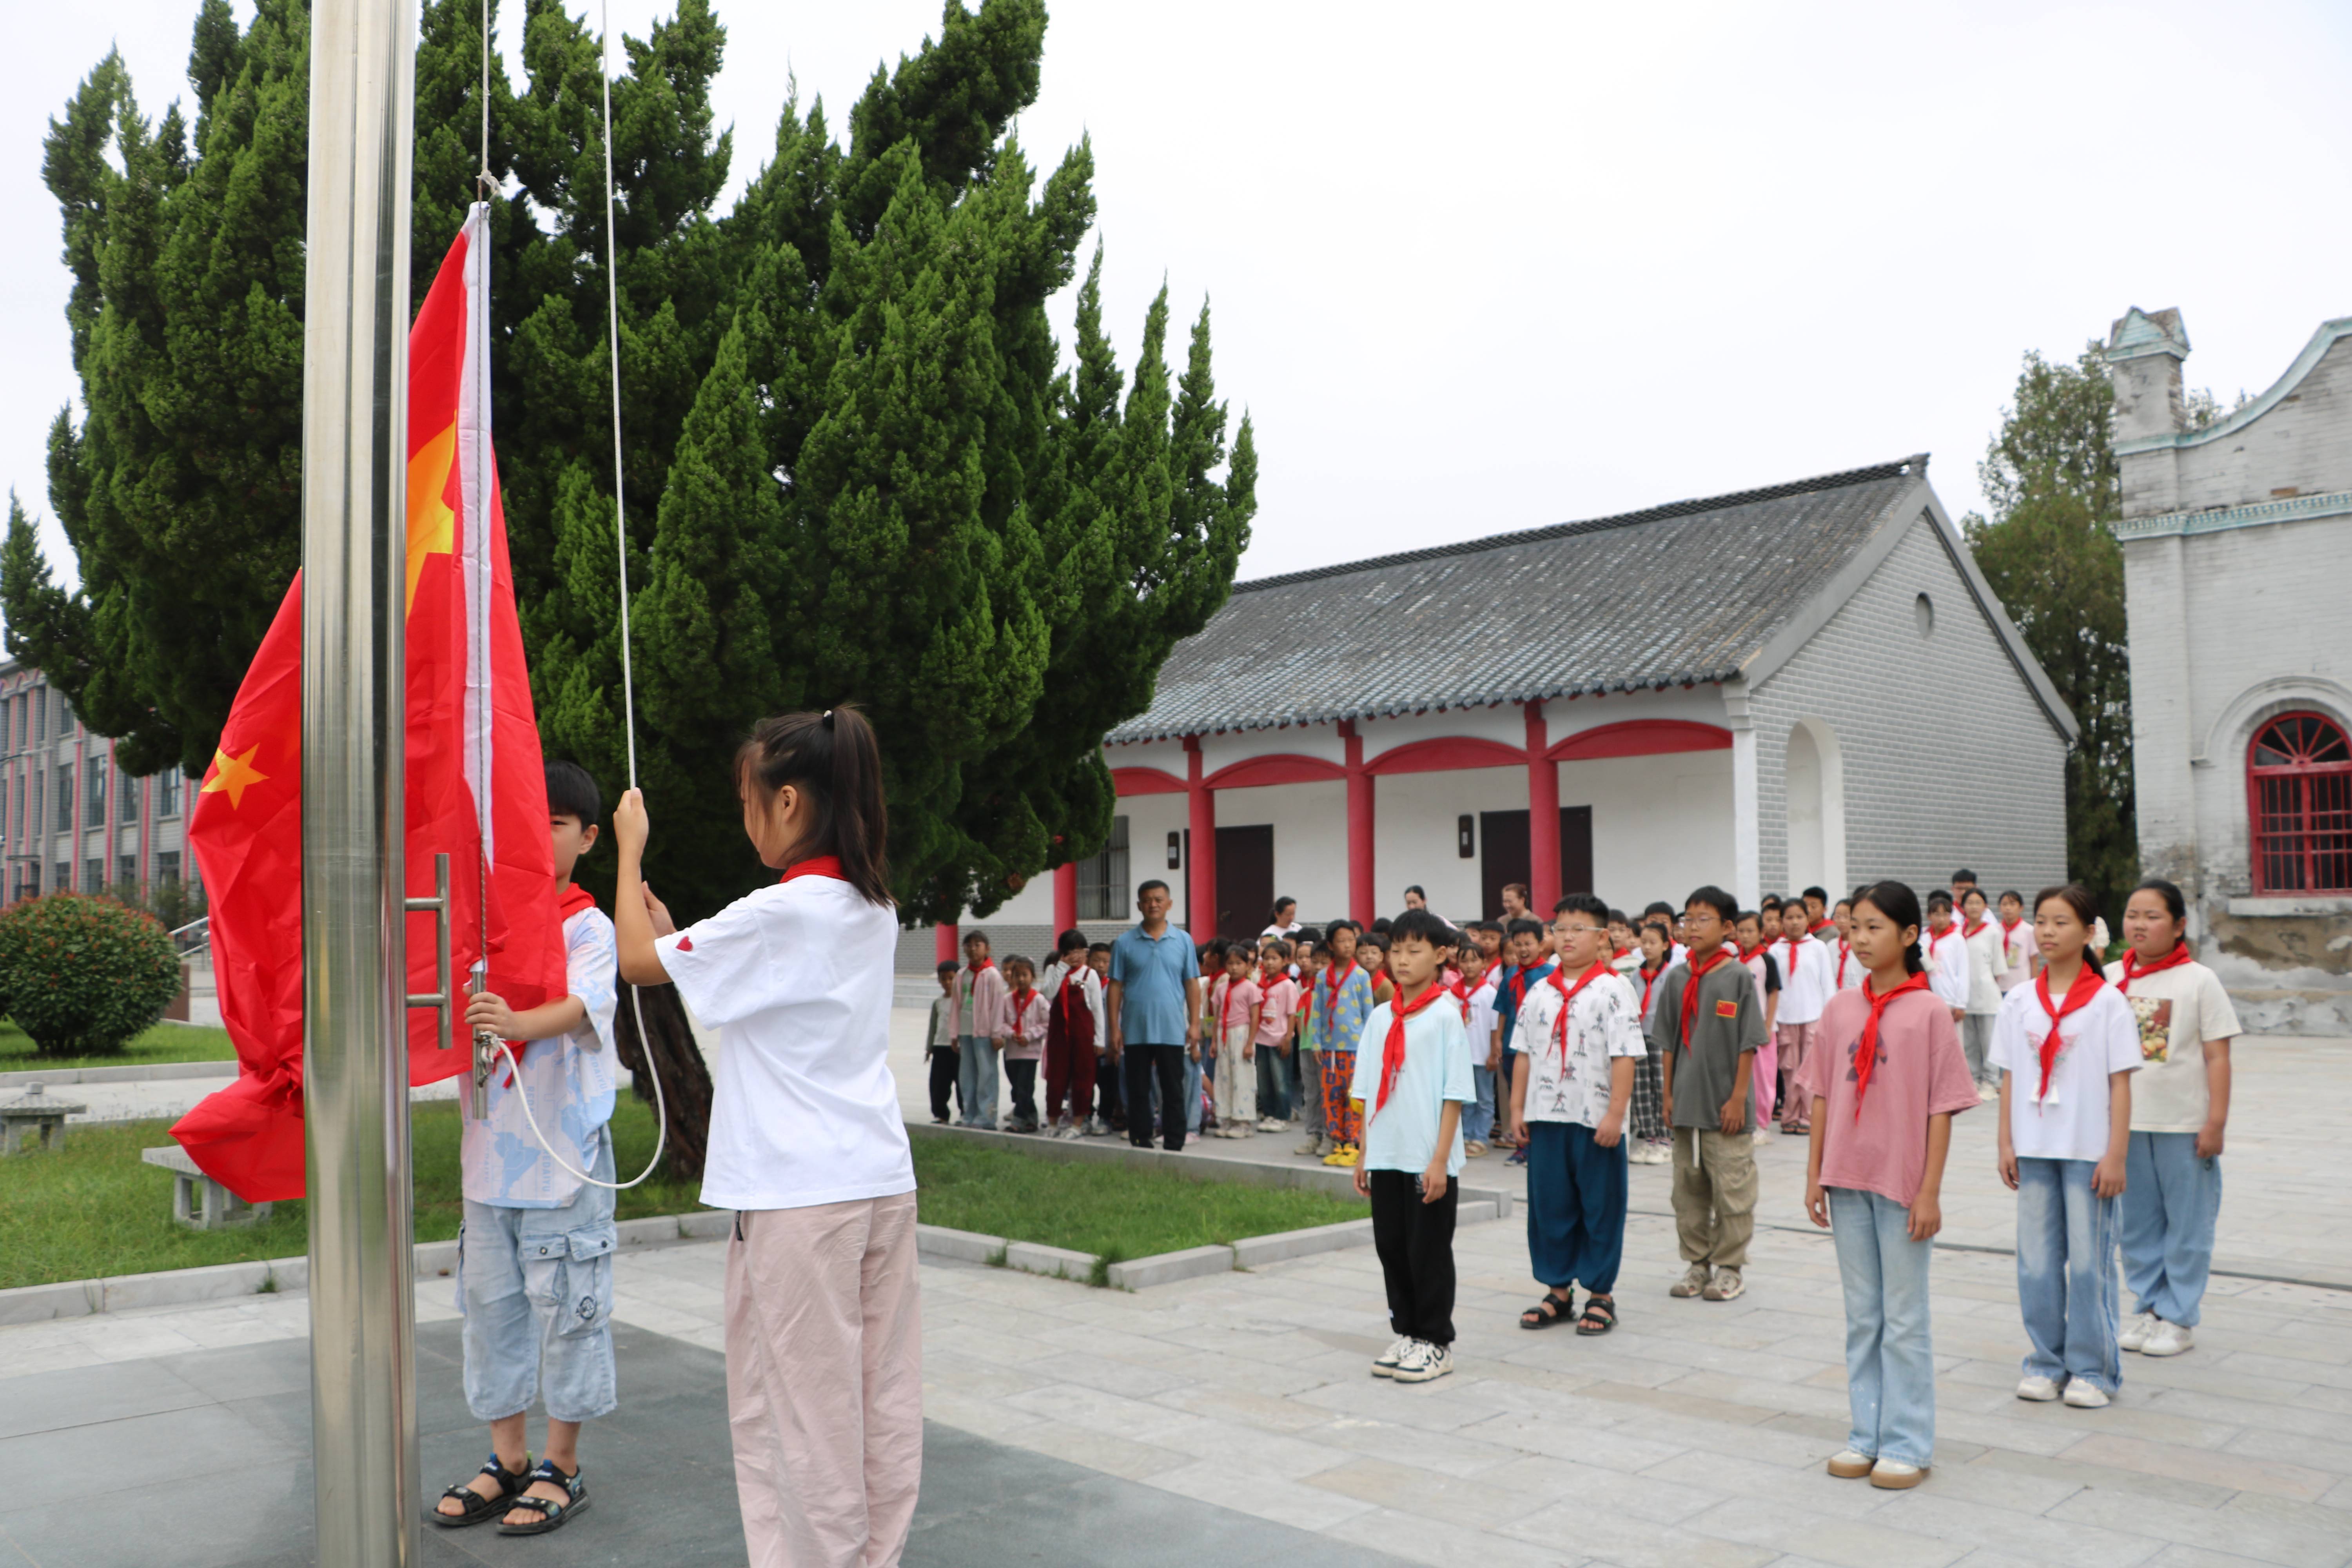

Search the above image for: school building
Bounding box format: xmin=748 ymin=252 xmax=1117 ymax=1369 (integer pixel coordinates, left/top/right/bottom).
xmin=913 ymin=455 xmax=2076 ymax=968
xmin=2107 ymin=307 xmax=2352 ymax=1034
xmin=0 ymin=659 xmax=197 ymax=910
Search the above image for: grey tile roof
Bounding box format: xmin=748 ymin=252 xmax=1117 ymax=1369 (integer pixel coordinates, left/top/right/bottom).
xmin=1108 ymin=455 xmax=1930 ymax=743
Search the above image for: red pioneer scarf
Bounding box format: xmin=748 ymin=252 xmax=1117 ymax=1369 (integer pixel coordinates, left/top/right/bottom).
xmin=1218 ymin=975 xmax=1251 ymax=1036
xmin=780 ymin=854 xmax=846 ymax=884
xmin=1780 ymin=935 xmax=1808 ymax=986
xmin=1639 ymin=962 xmax=1664 ymax=1018
xmin=1835 ymin=940 xmax=1855 ymax=988
xmin=1678 ymin=949 xmax=1734 ymax=1052
xmin=2116 ymin=940 xmax=2192 ymax=995
xmin=2033 ymin=962 xmax=2108 ymax=1102
xmin=1058 ymin=967 xmax=1090 ymax=1032
xmin=1009 ymin=985 xmax=1038 ymax=1044
xmin=1850 ymin=971 xmax=1931 ymax=1118
xmin=1321 ymin=958 xmax=1357 ymax=1011
xmin=556 ymin=884 xmax=597 ymax=920
xmin=1960 ymin=914 xmax=1988 ymax=942
xmin=1548 ymin=960 xmax=1611 ymax=1061
xmin=1370 ymin=981 xmax=1448 ymax=1115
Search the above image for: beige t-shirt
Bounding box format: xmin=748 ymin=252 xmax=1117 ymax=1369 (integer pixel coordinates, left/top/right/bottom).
xmin=2102 ymin=957 xmax=2242 ymax=1133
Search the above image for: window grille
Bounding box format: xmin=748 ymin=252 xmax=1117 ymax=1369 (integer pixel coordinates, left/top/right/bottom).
xmin=2249 ymin=712 xmax=2352 ymax=895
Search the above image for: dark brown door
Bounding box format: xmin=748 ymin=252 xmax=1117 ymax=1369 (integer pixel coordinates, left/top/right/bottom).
xmin=1480 ymin=806 xmax=1595 ymax=919
xmin=1215 ymin=824 xmax=1275 ymax=942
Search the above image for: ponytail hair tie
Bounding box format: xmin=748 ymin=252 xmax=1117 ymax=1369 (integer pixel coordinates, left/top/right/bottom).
xmin=822 ymin=709 xmax=835 ymax=728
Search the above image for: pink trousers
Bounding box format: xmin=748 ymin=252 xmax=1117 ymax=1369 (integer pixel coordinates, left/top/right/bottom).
xmin=726 ymin=1191 xmax=922 ymax=1568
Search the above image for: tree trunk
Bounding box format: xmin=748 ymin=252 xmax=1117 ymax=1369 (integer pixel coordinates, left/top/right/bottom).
xmin=612 ymin=980 xmax=713 ymax=1185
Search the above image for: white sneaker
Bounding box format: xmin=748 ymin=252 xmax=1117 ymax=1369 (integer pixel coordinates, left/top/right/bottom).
xmin=2119 ymin=1310 xmax=2158 ymax=1352
xmin=1826 ymin=1449 xmax=1875 ymax=1479
xmin=2062 ymin=1380 xmax=2111 ymax=1408
xmin=2016 ymin=1374 xmax=2062 ymax=1402
xmin=1869 ymin=1459 xmax=1927 ymax=1490
xmin=2142 ymin=1321 xmax=2193 ymax=1357
xmin=1257 ymin=1116 xmax=1287 ymax=1132
xmin=1370 ymin=1335 xmax=1412 ymax=1377
xmin=1393 ymin=1341 xmax=1453 ymax=1383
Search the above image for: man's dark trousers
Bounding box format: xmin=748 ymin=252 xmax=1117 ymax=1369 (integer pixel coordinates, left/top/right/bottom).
xmin=1124 ymin=1044 xmax=1189 ymax=1152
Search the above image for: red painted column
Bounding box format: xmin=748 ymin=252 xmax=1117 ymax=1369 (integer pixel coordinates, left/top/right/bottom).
xmin=1341 ymin=719 xmax=1373 ymax=926
xmin=1183 ymin=735 xmax=1216 ymax=938
xmin=1052 ymin=862 xmax=1078 ymax=933
xmin=935 ymin=920 xmax=960 ymax=964
xmin=1526 ymin=701 xmax=1560 ymax=916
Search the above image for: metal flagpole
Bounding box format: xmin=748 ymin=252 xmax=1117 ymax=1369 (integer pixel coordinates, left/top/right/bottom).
xmin=301 ymin=0 xmax=419 ymax=1561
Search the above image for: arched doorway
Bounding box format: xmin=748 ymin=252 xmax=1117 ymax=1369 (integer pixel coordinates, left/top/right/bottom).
xmin=1786 ymin=718 xmax=1846 ymax=895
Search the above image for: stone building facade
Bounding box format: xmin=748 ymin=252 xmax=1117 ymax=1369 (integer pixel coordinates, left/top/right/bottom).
xmin=2107 ymin=307 xmax=2352 ymax=1033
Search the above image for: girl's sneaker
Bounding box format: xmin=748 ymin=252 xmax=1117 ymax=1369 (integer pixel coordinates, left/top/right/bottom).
xmin=2015 ymin=1374 xmax=2061 ymax=1401
xmin=1869 ymin=1460 xmax=1926 ymax=1490
xmin=2119 ymin=1311 xmax=2158 ymax=1352
xmin=1370 ymin=1335 xmax=1412 ymax=1377
xmin=1391 ymin=1341 xmax=1453 ymax=1383
xmin=2142 ymin=1321 xmax=2193 ymax=1357
xmin=2062 ymin=1380 xmax=2112 ymax=1408
xmin=1826 ymin=1450 xmax=1875 ymax=1480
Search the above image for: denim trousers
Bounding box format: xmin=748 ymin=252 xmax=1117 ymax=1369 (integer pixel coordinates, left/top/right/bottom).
xmin=1184 ymin=1051 xmax=1205 ymax=1132
xmin=459 ymin=1137 xmax=619 ymax=1424
xmin=1298 ymin=1051 xmax=1325 ymax=1136
xmin=1827 ymin=1187 xmax=1935 ymax=1466
xmin=2015 ymin=1156 xmax=2122 ymax=1392
xmin=1255 ymin=1043 xmax=1291 ymax=1121
xmin=1463 ymin=1064 xmax=1496 ymax=1143
xmin=956 ymin=1034 xmax=999 ymax=1127
xmin=2121 ymin=1131 xmax=2221 ymax=1327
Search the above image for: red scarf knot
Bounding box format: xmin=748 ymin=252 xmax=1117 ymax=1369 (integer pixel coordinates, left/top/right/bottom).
xmin=1851 ymin=971 xmax=1930 ymax=1117
xmin=2116 ymin=940 xmax=2191 ymax=995
xmin=1371 ymin=982 xmax=1447 ymax=1117
xmin=1677 ymin=949 xmax=1734 ymax=1052
xmin=2032 ymin=962 xmax=2108 ymax=1103
xmin=1548 ymin=961 xmax=1611 ymax=1062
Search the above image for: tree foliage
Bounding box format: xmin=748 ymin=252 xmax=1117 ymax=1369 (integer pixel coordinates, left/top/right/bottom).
xmin=7 ymin=0 xmax=1254 ymax=926
xmin=1962 ymin=344 xmax=2136 ymax=919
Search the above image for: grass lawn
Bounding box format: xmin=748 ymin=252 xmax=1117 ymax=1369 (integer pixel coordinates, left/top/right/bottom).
xmin=909 ymin=1136 xmax=1364 ymax=1269
xmin=0 ymin=1020 xmax=239 ymax=1074
xmin=0 ymin=1096 xmax=700 ymax=1292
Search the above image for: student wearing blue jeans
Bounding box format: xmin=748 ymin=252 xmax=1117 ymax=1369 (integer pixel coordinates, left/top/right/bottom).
xmin=1990 ymin=885 xmax=2141 ymax=1410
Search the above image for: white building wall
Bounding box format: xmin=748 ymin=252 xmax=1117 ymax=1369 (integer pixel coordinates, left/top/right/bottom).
xmin=1749 ymin=514 xmax=2069 ymax=902
xmin=1211 ymin=779 xmax=1347 ymax=924
xmin=1561 ymin=749 xmax=1737 ymax=911
xmin=1374 ymin=765 xmax=1523 ymax=920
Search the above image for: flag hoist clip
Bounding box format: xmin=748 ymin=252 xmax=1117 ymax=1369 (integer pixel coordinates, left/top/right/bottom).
xmin=403 ymin=852 xmax=482 ymax=1120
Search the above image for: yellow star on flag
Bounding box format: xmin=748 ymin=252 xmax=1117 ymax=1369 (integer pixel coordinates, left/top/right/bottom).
xmin=202 ymin=744 xmax=270 ymax=809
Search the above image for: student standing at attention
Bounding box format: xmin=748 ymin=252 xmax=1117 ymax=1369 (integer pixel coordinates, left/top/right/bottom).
xmin=1957 ymin=889 xmax=2005 ymax=1092
xmin=1920 ymin=892 xmax=1971 ymax=1034
xmin=1510 ymin=895 xmax=1643 ymax=1335
xmin=1313 ymin=921 xmax=1377 ymax=1167
xmin=1351 ymin=909 xmax=1477 ymax=1383
xmin=951 ymin=930 xmax=1008 ymax=1130
xmin=1733 ymin=909 xmax=1781 ymax=1140
xmin=1492 ymin=918 xmax=1556 ymax=1166
xmin=1802 ymin=881 xmax=1978 ymax=1492
xmin=1253 ymin=940 xmax=1300 ymax=1130
xmin=1108 ymin=880 xmax=1201 ymax=1152
xmin=1773 ymin=900 xmax=1830 ymax=1135
xmin=924 ymin=960 xmax=960 ymax=1125
xmin=995 ymin=956 xmax=1048 ymax=1134
xmin=1457 ymin=939 xmax=1499 ymax=1156
xmin=1628 ymin=921 xmax=1674 ymax=1165
xmin=2109 ymin=878 xmax=2240 ymax=1359
xmin=1040 ymin=929 xmax=1106 ymax=1139
xmin=612 ymin=707 xmax=918 ymax=1567
xmin=433 ymin=762 xmax=621 ymax=1535
xmin=1991 ymin=884 xmax=2141 ymax=1409
xmin=1659 ymin=886 xmax=1768 ymax=1301
xmin=1208 ymin=943 xmax=1263 ymax=1136
xmin=1994 ymin=890 xmax=2040 ymax=994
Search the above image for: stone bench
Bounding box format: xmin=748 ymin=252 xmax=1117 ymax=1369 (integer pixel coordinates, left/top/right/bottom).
xmin=1 ymin=1085 xmax=85 ymax=1154
xmin=142 ymin=1145 xmax=275 ymax=1231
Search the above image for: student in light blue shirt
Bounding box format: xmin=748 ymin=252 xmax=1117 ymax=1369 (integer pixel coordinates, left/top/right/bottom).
xmin=1350 ymin=909 xmax=1476 ymax=1385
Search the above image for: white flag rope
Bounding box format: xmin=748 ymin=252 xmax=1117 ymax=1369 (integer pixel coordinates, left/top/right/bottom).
xmin=477 ymin=0 xmax=668 ymax=1192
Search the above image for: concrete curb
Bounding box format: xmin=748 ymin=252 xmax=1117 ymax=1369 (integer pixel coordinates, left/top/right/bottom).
xmin=0 ymin=1060 xmax=236 ymax=1089
xmin=1107 ymin=1244 xmax=1234 ymax=1290
xmin=0 ymin=1207 xmax=734 ymax=1327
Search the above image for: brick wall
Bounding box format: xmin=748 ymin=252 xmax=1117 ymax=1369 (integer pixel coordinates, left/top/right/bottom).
xmin=1750 ymin=512 xmax=2070 ymax=902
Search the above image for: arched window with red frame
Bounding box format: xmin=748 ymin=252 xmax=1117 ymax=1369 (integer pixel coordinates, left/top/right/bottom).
xmin=2248 ymin=711 xmax=2352 ymax=894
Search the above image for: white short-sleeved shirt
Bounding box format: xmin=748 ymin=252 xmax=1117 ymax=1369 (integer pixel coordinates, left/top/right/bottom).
xmin=1921 ymin=927 xmax=1970 ymax=1011
xmin=1989 ymin=978 xmax=2141 ymax=1161
xmin=2104 ymin=955 xmax=2242 ymax=1132
xmin=658 ymin=866 xmax=915 ymax=1212
xmin=1959 ymin=922 xmax=2004 ymax=1014
xmin=1772 ymin=935 xmax=1831 ymax=1025
xmin=1464 ymin=975 xmax=1499 ymax=1062
xmin=1994 ymin=920 xmax=2038 ymax=991
xmin=460 ymin=905 xmax=621 ymax=1208
xmin=1348 ymin=995 xmax=1475 ymax=1177
xmin=1511 ymin=967 xmax=1643 ymax=1125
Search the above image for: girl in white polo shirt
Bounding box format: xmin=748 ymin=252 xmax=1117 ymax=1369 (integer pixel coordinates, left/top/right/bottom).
xmin=611 ymin=706 xmax=918 ymax=1568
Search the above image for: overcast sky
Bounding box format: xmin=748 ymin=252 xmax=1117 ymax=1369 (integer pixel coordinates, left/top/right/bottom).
xmin=5 ymin=0 xmax=2350 ymax=607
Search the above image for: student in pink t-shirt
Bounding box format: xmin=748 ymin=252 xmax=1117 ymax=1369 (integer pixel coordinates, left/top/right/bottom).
xmin=1253 ymin=939 xmax=1302 ymax=1130
xmin=1802 ymin=880 xmax=1978 ymax=1493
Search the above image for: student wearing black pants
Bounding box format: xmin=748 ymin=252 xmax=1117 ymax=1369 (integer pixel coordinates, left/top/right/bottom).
xmin=1369 ymin=1172 xmax=1458 ymax=1348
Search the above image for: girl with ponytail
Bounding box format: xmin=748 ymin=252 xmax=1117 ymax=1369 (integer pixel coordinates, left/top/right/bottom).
xmin=1799 ymin=882 xmax=1978 ymax=1489
xmin=611 ymin=704 xmax=919 ymax=1566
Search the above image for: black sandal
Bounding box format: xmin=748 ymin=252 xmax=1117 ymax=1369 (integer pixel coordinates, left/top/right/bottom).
xmin=1577 ymin=1294 xmax=1618 ymax=1335
xmin=495 ymin=1458 xmax=590 ymax=1535
xmin=429 ymin=1452 xmax=530 ymax=1528
xmin=1519 ymin=1288 xmax=1575 ymax=1330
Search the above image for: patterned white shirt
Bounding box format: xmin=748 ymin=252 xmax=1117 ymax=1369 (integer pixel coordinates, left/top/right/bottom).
xmin=1511 ymin=967 xmax=1644 ymax=1126
xmin=459 ymin=906 xmax=620 ymax=1208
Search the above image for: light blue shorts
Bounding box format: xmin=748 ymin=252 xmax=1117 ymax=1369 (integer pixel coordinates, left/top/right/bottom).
xmin=457 ymin=1135 xmax=618 ymax=1424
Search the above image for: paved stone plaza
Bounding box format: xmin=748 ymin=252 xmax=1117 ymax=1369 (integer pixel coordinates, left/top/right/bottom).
xmin=4 ymin=1029 xmax=2347 ymax=1566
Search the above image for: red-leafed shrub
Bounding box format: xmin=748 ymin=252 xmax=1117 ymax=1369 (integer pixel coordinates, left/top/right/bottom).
xmin=0 ymin=894 xmax=183 ymax=1056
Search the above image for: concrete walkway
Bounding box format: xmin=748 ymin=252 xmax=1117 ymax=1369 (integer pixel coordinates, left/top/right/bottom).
xmin=6 ymin=1028 xmax=2346 ymax=1568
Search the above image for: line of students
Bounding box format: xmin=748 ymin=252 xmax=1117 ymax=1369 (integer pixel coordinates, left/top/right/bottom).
xmin=1311 ymin=875 xmax=2241 ymax=1503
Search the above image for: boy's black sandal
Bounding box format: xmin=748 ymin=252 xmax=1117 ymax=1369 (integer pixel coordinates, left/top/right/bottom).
xmin=429 ymin=1453 xmax=530 ymax=1528
xmin=1519 ymin=1288 xmax=1575 ymax=1330
xmin=1576 ymin=1294 xmax=1618 ymax=1336
xmin=495 ymin=1459 xmax=590 ymax=1535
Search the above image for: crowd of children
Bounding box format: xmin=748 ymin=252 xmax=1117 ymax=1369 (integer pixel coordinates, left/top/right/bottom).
xmin=926 ymin=869 xmax=2243 ymax=1497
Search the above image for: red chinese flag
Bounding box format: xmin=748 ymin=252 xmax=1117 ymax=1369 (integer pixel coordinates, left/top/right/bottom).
xmin=174 ymin=205 xmax=567 ymax=1200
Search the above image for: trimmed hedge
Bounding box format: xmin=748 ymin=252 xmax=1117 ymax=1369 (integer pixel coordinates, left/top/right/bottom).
xmin=0 ymin=894 xmax=184 ymax=1057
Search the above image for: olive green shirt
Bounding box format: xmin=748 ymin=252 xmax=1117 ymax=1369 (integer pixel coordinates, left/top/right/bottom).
xmin=1654 ymin=955 xmax=1769 ymax=1132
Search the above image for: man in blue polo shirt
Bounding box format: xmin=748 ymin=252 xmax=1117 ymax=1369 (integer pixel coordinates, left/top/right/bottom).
xmin=1108 ymin=880 xmax=1202 ymax=1151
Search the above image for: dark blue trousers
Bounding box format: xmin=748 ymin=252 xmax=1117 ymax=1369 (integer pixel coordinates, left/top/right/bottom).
xmin=1526 ymin=1120 xmax=1629 ymax=1294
